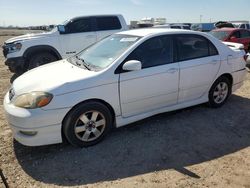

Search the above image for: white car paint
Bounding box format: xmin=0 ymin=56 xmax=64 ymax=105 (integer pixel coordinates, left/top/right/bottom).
xmin=4 ymin=28 xmax=247 ymax=146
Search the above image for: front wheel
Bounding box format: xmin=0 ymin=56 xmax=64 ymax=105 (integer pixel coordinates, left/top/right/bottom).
xmin=28 ymin=52 xmax=57 ymax=70
xmin=208 ymin=77 xmax=232 ymax=108
xmin=63 ymin=101 xmax=113 ymax=147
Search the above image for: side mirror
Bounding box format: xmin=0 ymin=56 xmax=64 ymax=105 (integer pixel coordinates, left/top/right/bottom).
xmin=122 ymin=60 xmax=142 ymax=71
xmin=57 ymin=25 xmax=66 ymax=34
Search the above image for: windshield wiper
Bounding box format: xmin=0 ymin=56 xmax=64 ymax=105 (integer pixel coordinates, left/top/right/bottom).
xmin=75 ymin=56 xmax=91 ymax=70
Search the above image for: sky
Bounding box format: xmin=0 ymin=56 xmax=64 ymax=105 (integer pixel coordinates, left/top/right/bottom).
xmin=0 ymin=0 xmax=249 ymax=27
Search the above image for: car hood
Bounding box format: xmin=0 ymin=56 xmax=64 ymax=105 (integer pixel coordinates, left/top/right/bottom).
xmin=5 ymin=31 xmax=57 ymax=44
xmin=12 ymin=59 xmax=98 ymax=96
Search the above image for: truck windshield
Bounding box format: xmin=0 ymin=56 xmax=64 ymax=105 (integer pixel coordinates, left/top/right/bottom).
xmin=209 ymin=31 xmax=230 ymax=40
xmin=71 ymin=34 xmax=140 ymax=71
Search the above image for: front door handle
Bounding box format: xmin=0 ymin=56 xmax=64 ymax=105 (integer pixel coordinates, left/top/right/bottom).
xmin=86 ymin=35 xmax=96 ymax=38
xmin=166 ymin=68 xmax=178 ymax=74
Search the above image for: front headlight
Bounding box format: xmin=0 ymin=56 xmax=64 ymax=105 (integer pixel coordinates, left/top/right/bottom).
xmin=13 ymin=92 xmax=53 ymax=109
xmin=6 ymin=42 xmax=22 ymax=53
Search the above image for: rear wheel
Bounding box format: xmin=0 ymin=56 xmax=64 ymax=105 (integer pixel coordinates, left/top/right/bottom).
xmin=208 ymin=77 xmax=232 ymax=108
xmin=28 ymin=52 xmax=57 ymax=70
xmin=63 ymin=101 xmax=113 ymax=147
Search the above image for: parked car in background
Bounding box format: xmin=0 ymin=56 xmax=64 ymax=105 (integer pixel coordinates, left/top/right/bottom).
xmin=4 ymin=29 xmax=247 ymax=147
xmin=210 ymin=28 xmax=250 ymax=52
xmin=215 ymin=21 xmax=250 ymax=30
xmin=232 ymin=22 xmax=250 ymax=29
xmin=2 ymin=14 xmax=128 ymax=74
xmin=191 ymin=23 xmax=215 ymax=32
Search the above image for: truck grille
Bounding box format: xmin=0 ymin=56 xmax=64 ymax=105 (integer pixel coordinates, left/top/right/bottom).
xmin=9 ymin=88 xmax=15 ymax=101
xmin=2 ymin=44 xmax=8 ymax=58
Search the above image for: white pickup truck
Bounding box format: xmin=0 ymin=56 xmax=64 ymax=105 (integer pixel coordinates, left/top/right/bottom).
xmin=2 ymin=14 xmax=128 ymax=73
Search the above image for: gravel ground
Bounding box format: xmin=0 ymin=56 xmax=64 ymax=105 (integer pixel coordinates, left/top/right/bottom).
xmin=0 ymin=34 xmax=250 ymax=188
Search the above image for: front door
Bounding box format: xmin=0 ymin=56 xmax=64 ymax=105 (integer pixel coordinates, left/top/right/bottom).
xmin=59 ymin=17 xmax=97 ymax=58
xmin=119 ymin=35 xmax=179 ymax=117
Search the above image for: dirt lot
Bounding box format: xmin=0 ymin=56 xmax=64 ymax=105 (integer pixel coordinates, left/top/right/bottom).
xmin=0 ymin=32 xmax=250 ymax=188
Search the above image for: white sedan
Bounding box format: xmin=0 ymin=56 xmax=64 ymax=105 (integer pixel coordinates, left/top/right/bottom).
xmin=4 ymin=29 xmax=247 ymax=147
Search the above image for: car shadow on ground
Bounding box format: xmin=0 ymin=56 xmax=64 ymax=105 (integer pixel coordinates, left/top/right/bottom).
xmin=14 ymin=94 xmax=250 ymax=186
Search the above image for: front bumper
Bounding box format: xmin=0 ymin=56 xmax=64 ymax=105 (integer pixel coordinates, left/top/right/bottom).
xmin=5 ymin=57 xmax=25 ymax=73
xmin=3 ymin=91 xmax=70 ymax=146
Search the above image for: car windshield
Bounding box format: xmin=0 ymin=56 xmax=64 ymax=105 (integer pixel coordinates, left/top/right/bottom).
xmin=209 ymin=31 xmax=230 ymax=40
xmin=70 ymin=34 xmax=140 ymax=71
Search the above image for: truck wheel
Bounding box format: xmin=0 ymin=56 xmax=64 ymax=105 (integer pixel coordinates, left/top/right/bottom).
xmin=28 ymin=52 xmax=57 ymax=70
xmin=63 ymin=101 xmax=113 ymax=147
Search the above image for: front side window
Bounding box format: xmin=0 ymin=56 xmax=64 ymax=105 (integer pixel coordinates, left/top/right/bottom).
xmin=65 ymin=18 xmax=92 ymax=33
xmin=96 ymin=16 xmax=122 ymax=31
xmin=177 ymin=35 xmax=210 ymax=61
xmin=240 ymin=24 xmax=245 ymax=29
xmin=125 ymin=35 xmax=173 ymax=69
xmin=71 ymin=34 xmax=140 ymax=70
xmin=231 ymin=31 xmax=240 ymax=38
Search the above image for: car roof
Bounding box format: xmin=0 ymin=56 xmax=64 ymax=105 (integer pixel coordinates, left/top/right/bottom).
xmin=118 ymin=28 xmax=198 ymax=37
xmin=212 ymin=28 xmax=245 ymax=32
xmin=71 ymin=14 xmax=122 ymax=20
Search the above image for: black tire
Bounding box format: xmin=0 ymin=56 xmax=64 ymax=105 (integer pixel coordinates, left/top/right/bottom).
xmin=208 ymin=76 xmax=232 ymax=108
xmin=63 ymin=101 xmax=113 ymax=147
xmin=28 ymin=52 xmax=57 ymax=70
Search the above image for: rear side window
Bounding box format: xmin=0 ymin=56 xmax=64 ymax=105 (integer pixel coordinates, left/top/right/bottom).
xmin=96 ymin=16 xmax=122 ymax=31
xmin=209 ymin=42 xmax=219 ymax=56
xmin=65 ymin=18 xmax=92 ymax=33
xmin=240 ymin=30 xmax=250 ymax=38
xmin=176 ymin=35 xmax=218 ymax=61
xmin=125 ymin=35 xmax=173 ymax=69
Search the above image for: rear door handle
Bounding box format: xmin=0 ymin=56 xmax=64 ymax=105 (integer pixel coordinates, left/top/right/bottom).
xmin=211 ymin=60 xmax=218 ymax=65
xmin=166 ymin=68 xmax=178 ymax=74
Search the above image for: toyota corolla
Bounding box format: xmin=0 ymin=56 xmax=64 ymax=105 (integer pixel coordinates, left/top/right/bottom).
xmin=4 ymin=29 xmax=247 ymax=147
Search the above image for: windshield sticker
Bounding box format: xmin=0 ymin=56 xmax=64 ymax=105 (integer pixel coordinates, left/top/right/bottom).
xmin=120 ymin=37 xmax=138 ymax=42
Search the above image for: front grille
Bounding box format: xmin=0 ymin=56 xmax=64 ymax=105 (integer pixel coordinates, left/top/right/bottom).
xmin=2 ymin=44 xmax=8 ymax=58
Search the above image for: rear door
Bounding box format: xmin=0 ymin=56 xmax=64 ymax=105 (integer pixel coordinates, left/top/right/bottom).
xmin=176 ymin=34 xmax=221 ymax=103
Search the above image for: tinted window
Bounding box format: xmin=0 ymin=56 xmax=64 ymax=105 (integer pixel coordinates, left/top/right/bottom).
xmin=183 ymin=26 xmax=190 ymax=30
xmin=240 ymin=30 xmax=250 ymax=38
xmin=126 ymin=36 xmax=173 ymax=69
xmin=177 ymin=35 xmax=209 ymax=61
xmin=209 ymin=42 xmax=219 ymax=56
xmin=240 ymin=24 xmax=245 ymax=29
xmin=96 ymin=16 xmax=121 ymax=31
xmin=246 ymin=24 xmax=250 ymax=29
xmin=65 ymin=18 xmax=92 ymax=33
xmin=232 ymin=31 xmax=240 ymax=38
xmin=171 ymin=26 xmax=181 ymax=29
